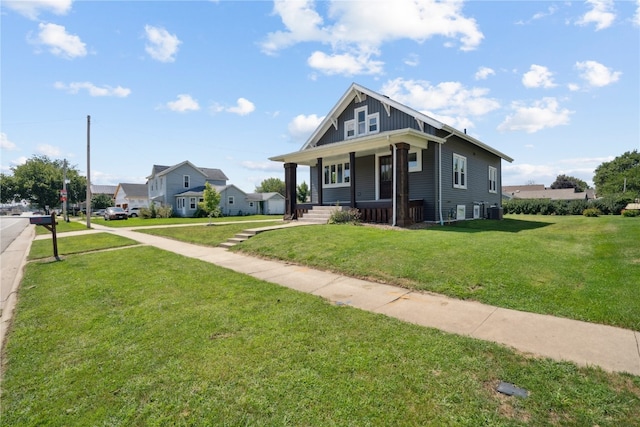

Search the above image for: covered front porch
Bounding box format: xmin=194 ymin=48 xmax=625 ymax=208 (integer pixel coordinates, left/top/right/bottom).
xmin=271 ymin=129 xmax=444 ymax=227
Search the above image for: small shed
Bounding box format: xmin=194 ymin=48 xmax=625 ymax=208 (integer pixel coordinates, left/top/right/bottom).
xmin=247 ymin=192 xmax=286 ymax=215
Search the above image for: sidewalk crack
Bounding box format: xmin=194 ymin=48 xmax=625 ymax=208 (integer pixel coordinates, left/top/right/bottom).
xmin=470 ymin=306 xmax=499 ymax=335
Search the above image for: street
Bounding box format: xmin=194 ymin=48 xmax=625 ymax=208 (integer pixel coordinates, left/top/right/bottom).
xmin=1 ymin=215 xmax=30 ymax=254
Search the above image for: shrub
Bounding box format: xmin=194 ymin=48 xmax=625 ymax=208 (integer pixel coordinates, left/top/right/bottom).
xmin=621 ymin=209 xmax=640 ymax=217
xmin=328 ymin=208 xmax=361 ymax=225
xmin=591 ymin=194 xmax=635 ymax=215
xmin=583 ymin=208 xmax=602 ymax=217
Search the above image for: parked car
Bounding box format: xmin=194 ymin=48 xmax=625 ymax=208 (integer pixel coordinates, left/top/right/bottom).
xmin=127 ymin=207 xmax=141 ymax=217
xmin=104 ymin=207 xmax=128 ymax=220
xmin=94 ymin=209 xmax=106 ymax=217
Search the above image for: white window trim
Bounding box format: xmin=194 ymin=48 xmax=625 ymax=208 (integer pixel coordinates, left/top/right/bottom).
xmin=488 ymin=166 xmax=497 ymax=193
xmin=323 ymin=160 xmax=351 ymax=188
xmin=409 ymin=149 xmax=422 ymax=173
xmin=183 ymin=175 xmax=190 ymax=189
xmin=344 ymin=106 xmax=380 ymax=139
xmin=453 ymin=153 xmax=467 ymax=189
xmin=228 ymin=196 xmax=234 ymax=205
xmin=189 ymin=197 xmax=196 ymax=209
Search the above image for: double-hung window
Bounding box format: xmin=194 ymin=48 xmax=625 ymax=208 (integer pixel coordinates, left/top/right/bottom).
xmin=488 ymin=166 xmax=497 ymax=193
xmin=323 ymin=161 xmax=350 ymax=187
xmin=183 ymin=175 xmax=190 ymax=189
xmin=189 ymin=197 xmax=196 ymax=209
xmin=344 ymin=106 xmax=380 ymax=139
xmin=453 ymin=154 xmax=467 ymax=189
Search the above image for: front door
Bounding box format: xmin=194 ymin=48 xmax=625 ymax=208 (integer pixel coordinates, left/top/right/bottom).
xmin=379 ymin=155 xmax=392 ymax=199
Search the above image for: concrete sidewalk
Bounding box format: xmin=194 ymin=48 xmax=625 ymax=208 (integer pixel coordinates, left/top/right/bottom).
xmin=5 ymin=222 xmax=640 ymax=376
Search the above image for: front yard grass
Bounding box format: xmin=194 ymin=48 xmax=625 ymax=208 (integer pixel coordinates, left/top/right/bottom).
xmin=34 ymin=218 xmax=91 ymax=235
xmin=136 ymin=221 xmax=283 ymax=246
xmin=28 ymin=233 xmax=139 ymax=260
xmin=91 ymin=214 xmax=282 ymax=228
xmin=234 ymin=215 xmax=640 ymax=331
xmin=2 ymin=245 xmax=639 ymax=425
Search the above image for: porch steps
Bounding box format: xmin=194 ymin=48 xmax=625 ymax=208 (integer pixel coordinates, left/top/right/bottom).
xmin=219 ymin=230 xmax=258 ymax=248
xmin=298 ymin=205 xmax=343 ymax=224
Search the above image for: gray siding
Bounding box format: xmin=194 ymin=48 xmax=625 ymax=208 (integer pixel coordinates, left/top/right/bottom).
xmin=166 ymin=164 xmax=207 ymax=210
xmin=355 ymin=155 xmax=376 ymax=200
xmin=316 ymin=96 xmax=436 ymax=147
xmin=219 ymin=187 xmax=257 ymax=216
xmin=439 ymin=136 xmax=502 ymax=219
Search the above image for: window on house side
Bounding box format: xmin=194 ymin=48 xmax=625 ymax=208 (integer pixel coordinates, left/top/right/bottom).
xmin=183 ymin=175 xmax=190 ymax=188
xmin=345 ymin=120 xmax=355 ymax=138
xmin=408 ymin=149 xmax=422 ymax=173
xmin=228 ymin=196 xmax=234 ymax=205
xmin=488 ymin=166 xmax=497 ymax=193
xmin=190 ymin=197 xmax=196 ymax=209
xmin=344 ymin=107 xmax=380 ymax=139
xmin=453 ymin=154 xmax=467 ymax=189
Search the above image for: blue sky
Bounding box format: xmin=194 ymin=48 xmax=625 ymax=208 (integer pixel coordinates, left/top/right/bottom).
xmin=2 ymin=0 xmax=639 ymax=192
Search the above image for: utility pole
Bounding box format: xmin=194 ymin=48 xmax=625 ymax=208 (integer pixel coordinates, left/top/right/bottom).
xmin=86 ymin=115 xmax=91 ymax=228
xmin=63 ymin=159 xmax=68 ymax=222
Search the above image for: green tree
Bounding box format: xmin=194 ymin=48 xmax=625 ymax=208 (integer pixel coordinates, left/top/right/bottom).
xmin=198 ymin=182 xmax=221 ymax=224
xmin=92 ymin=193 xmax=113 ymax=210
xmin=1 ymin=155 xmax=86 ymax=210
xmin=593 ymin=150 xmax=640 ymax=197
xmin=297 ymin=181 xmax=309 ymax=203
xmin=255 ymin=177 xmax=285 ymax=196
xmin=0 ymin=173 xmax=18 ymax=204
xmin=550 ymin=174 xmax=589 ymax=192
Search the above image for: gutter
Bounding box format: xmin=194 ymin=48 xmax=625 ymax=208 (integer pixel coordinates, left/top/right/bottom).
xmin=439 ymin=132 xmax=455 ymax=226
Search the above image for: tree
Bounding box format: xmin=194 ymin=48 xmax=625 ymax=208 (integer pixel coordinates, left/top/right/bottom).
xmin=593 ymin=150 xmax=640 ymax=197
xmin=92 ymin=193 xmax=113 ymax=210
xmin=297 ymin=181 xmax=309 ymax=203
xmin=0 ymin=155 xmax=87 ymax=210
xmin=198 ymin=182 xmax=221 ymax=224
xmin=550 ymin=174 xmax=589 ymax=192
xmin=0 ymin=173 xmax=17 ymax=204
xmin=255 ymin=177 xmax=285 ymax=196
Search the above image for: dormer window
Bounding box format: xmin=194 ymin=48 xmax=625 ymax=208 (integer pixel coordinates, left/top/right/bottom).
xmin=344 ymin=106 xmax=380 ymax=139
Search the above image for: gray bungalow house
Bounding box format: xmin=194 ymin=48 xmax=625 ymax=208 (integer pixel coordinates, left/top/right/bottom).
xmin=270 ymin=83 xmax=513 ymax=225
xmin=147 ymin=161 xmax=228 ymax=217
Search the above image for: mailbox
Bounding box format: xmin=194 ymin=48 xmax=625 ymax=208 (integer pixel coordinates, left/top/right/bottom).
xmin=30 ymin=215 xmax=54 ymax=225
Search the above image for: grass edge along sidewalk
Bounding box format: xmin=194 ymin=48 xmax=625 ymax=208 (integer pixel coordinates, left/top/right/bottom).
xmin=2 ymin=243 xmax=639 ymax=425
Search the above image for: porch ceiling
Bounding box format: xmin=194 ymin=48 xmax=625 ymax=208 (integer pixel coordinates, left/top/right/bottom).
xmin=270 ymin=128 xmax=445 ymax=166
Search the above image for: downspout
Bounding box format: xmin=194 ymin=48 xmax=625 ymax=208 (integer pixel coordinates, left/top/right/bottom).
xmin=392 ymin=143 xmax=397 ymax=226
xmin=439 ymin=132 xmax=455 ymax=226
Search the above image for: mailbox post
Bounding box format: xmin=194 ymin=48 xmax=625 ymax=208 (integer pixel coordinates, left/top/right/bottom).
xmin=30 ymin=213 xmax=60 ymax=261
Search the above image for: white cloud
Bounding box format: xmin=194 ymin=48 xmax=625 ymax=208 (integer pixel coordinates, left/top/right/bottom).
xmin=307 ymin=51 xmax=384 ymax=76
xmin=404 ymin=53 xmax=420 ymax=67
xmin=36 ymin=144 xmax=61 ymax=157
xmin=498 ymin=97 xmax=573 ymax=133
xmin=522 ymin=64 xmax=556 ymax=88
xmin=288 ymin=114 xmax=324 ymax=143
xmin=262 ymin=0 xmax=483 ymax=76
xmin=474 ymin=66 xmax=495 ymax=80
xmin=33 ymin=22 xmax=86 ymax=59
xmin=575 ymin=60 xmax=621 ymax=87
xmin=54 ymin=81 xmax=131 ymax=97
xmin=3 ymin=0 xmax=72 ymax=20
xmin=166 ymin=94 xmax=200 ymax=112
xmin=503 ymin=156 xmax=612 ymax=187
xmin=226 ymin=98 xmax=256 ymax=116
xmin=576 ymin=0 xmax=615 ymax=30
xmin=144 ymin=25 xmax=181 ymax=62
xmin=634 ymin=0 xmax=640 ymax=26
xmin=380 ymin=78 xmax=500 ymax=130
xmin=240 ymin=161 xmax=283 ymax=173
xmin=1 ymin=133 xmax=18 ymax=151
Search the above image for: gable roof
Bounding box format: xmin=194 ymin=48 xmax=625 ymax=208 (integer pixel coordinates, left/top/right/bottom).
xmin=147 ymin=161 xmax=228 ymax=181
xmin=272 ymin=83 xmax=513 ymax=164
xmin=90 ymin=184 xmax=117 ymax=195
xmin=115 ymin=183 xmax=148 ymax=198
xmin=246 ymin=192 xmax=285 ymax=202
xmin=174 ymin=184 xmax=247 ymax=197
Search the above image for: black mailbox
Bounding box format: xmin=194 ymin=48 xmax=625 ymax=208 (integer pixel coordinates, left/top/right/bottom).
xmin=30 ymin=215 xmax=54 ymax=225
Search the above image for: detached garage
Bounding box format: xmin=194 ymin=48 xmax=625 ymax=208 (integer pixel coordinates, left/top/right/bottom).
xmin=247 ymin=192 xmax=285 ymax=215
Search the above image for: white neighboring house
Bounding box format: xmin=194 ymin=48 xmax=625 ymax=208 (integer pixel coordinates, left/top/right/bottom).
xmin=114 ymin=183 xmax=149 ymax=211
xmin=246 ymin=192 xmax=285 ymax=215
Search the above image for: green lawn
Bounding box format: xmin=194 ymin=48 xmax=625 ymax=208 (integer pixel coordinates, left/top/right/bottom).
xmin=3 ymin=244 xmax=639 ymax=425
xmin=136 ymin=221 xmax=283 ymax=246
xmin=29 ymin=233 xmax=139 ymax=260
xmin=34 ymin=218 xmax=91 ymax=235
xmin=90 ymin=214 xmax=282 ymax=228
xmin=234 ymin=215 xmax=640 ymax=330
